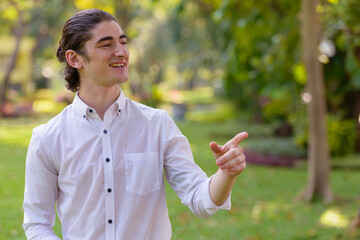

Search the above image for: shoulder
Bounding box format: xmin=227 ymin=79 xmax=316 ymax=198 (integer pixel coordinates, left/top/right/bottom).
xmin=32 ymin=104 xmax=72 ymax=139
xmin=126 ymin=98 xmax=171 ymax=121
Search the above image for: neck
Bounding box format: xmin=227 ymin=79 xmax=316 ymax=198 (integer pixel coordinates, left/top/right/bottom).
xmin=78 ymin=84 xmax=120 ymax=120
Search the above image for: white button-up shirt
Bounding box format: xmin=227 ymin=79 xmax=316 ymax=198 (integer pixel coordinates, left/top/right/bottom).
xmin=23 ymin=90 xmax=230 ymax=240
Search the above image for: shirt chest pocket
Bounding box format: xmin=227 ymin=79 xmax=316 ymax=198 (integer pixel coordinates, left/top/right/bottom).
xmin=124 ymin=152 xmax=161 ymax=195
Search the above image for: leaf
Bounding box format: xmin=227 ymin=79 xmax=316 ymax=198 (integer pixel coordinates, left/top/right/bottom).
xmin=1 ymin=5 xmax=18 ymax=21
xmin=293 ymin=63 xmax=307 ymax=85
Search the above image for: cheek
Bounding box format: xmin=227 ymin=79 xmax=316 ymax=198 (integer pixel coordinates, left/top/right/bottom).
xmin=124 ymin=46 xmax=130 ymax=56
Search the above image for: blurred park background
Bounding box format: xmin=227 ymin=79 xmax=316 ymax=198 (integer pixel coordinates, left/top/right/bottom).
xmin=1 ymin=0 xmax=360 ymax=239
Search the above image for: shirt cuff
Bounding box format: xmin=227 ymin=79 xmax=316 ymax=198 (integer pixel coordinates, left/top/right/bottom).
xmin=201 ymin=176 xmax=231 ymax=212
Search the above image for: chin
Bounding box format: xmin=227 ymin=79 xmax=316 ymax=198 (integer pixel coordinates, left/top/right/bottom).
xmin=116 ymin=78 xmax=129 ymax=85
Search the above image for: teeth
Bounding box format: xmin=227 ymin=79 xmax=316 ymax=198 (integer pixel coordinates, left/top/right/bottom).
xmin=110 ymin=63 xmax=125 ymax=67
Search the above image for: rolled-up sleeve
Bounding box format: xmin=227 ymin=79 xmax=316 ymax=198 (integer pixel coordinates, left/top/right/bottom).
xmin=199 ymin=176 xmax=231 ymax=215
xmin=161 ymin=111 xmax=231 ymax=218
xmin=23 ymin=128 xmax=60 ymax=240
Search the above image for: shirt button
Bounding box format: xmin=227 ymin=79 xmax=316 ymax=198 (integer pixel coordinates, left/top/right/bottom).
xmin=103 ymin=130 xmax=107 ymax=134
xmin=106 ymin=158 xmax=110 ymax=162
xmin=89 ymin=109 xmax=93 ymax=113
xmin=107 ymin=188 xmax=112 ymax=193
xmin=108 ymin=219 xmax=113 ymax=224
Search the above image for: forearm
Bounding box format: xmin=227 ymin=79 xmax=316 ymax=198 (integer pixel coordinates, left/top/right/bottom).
xmin=209 ymin=169 xmax=237 ymax=206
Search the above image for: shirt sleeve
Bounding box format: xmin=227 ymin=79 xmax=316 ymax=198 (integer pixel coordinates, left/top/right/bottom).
xmin=161 ymin=111 xmax=231 ymax=218
xmin=23 ymin=128 xmax=60 ymax=240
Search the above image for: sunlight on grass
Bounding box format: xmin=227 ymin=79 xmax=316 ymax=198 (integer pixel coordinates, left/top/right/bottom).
xmin=251 ymin=204 xmax=261 ymax=222
xmin=0 ymin=125 xmax=34 ymax=147
xmin=319 ymin=208 xmax=349 ymax=229
xmin=251 ymin=201 xmax=292 ymax=223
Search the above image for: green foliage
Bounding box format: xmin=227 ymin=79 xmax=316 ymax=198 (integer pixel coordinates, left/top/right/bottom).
xmin=327 ymin=116 xmax=358 ymax=157
xmin=331 ymin=154 xmax=360 ymax=169
xmin=323 ymin=0 xmax=360 ymax=47
xmin=198 ymin=0 xmax=360 ymax=156
xmin=249 ymin=137 xmax=307 ymax=158
xmin=289 ymin=104 xmax=309 ymax=149
xmin=185 ymin=101 xmax=235 ymax=123
xmin=292 ymin=112 xmax=358 ymax=157
xmin=262 ymin=97 xmax=292 ymax=122
xmin=345 ymin=49 xmax=360 ymax=89
xmin=210 ymin=0 xmax=302 ymax=120
xmin=320 ymin=1 xmax=360 ymax=120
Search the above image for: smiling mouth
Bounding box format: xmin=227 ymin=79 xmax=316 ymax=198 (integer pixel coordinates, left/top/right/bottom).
xmin=110 ymin=63 xmax=125 ymax=68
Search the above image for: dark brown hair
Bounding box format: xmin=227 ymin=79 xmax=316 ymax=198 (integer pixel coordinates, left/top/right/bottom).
xmin=57 ymin=9 xmax=117 ymax=92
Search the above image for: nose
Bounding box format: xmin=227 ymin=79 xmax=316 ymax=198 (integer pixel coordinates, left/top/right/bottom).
xmin=114 ymin=41 xmax=128 ymax=57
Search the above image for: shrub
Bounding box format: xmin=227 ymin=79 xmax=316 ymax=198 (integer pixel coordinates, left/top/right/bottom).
xmin=327 ymin=116 xmax=357 ymax=156
xmin=292 ymin=113 xmax=358 ymax=157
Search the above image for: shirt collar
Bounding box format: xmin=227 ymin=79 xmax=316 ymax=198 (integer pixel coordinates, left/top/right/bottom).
xmin=114 ymin=88 xmax=126 ymax=116
xmin=72 ymin=88 xmax=126 ymax=120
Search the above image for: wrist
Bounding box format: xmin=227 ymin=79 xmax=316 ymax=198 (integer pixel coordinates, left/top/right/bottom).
xmin=217 ymin=168 xmax=238 ymax=182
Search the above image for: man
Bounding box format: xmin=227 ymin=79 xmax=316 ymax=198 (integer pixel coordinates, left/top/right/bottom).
xmin=23 ymin=9 xmax=248 ymax=240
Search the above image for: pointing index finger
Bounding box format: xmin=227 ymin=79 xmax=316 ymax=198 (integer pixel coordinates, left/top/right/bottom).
xmin=226 ymin=132 xmax=248 ymax=148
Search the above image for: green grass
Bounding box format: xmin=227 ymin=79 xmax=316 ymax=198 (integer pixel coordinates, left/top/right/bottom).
xmin=0 ymin=118 xmax=39 ymax=240
xmin=170 ymin=120 xmax=360 ymax=240
xmin=0 ymin=118 xmax=359 ymax=239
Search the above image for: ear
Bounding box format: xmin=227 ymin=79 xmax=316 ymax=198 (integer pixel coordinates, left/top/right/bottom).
xmin=65 ymin=50 xmax=83 ymax=69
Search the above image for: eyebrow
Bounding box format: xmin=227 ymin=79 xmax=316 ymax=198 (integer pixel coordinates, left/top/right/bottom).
xmin=95 ymin=34 xmax=128 ymax=44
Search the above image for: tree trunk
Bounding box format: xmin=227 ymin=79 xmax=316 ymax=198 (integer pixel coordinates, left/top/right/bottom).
xmin=353 ymin=46 xmax=360 ymax=151
xmin=0 ymin=3 xmax=24 ymax=116
xmin=299 ymin=0 xmax=334 ymax=203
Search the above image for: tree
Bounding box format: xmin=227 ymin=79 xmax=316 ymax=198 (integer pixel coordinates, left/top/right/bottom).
xmin=121 ymin=0 xmax=224 ymax=105
xmin=322 ymin=0 xmax=360 ymax=151
xmin=298 ymin=0 xmax=333 ymax=203
xmin=27 ymin=0 xmax=76 ymax=89
xmin=0 ymin=0 xmax=75 ymax=115
xmin=205 ymin=0 xmax=304 ymax=122
xmin=0 ymin=0 xmax=24 ymax=116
